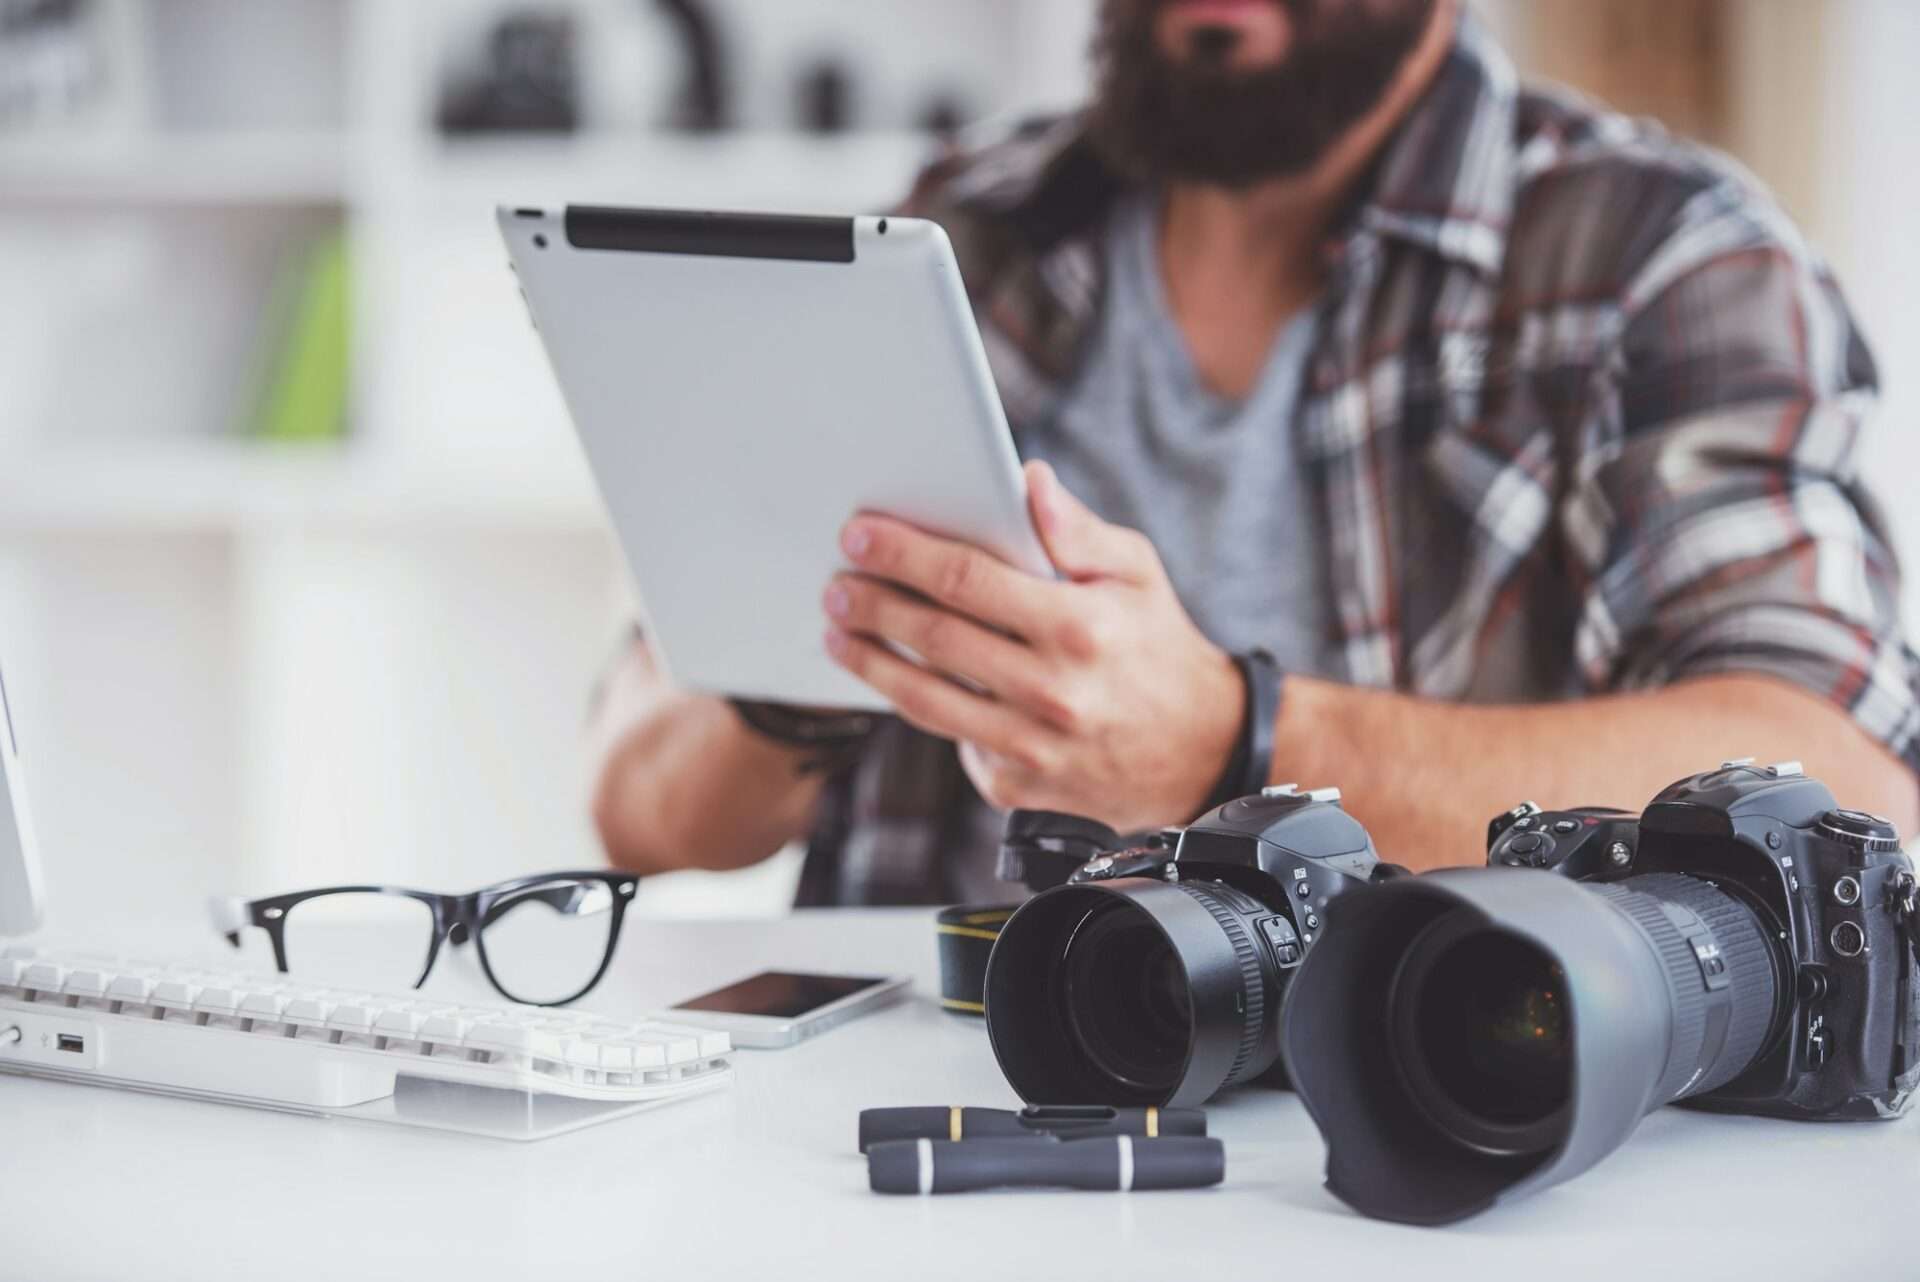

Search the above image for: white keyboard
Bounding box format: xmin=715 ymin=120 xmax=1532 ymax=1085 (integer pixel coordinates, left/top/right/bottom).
xmin=0 ymin=947 xmax=731 ymax=1114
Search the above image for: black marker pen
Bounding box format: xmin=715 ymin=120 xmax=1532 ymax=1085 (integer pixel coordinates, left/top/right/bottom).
xmin=857 ymin=1104 xmax=1204 ymax=1152
xmin=867 ymin=1135 xmax=1224 ymax=1195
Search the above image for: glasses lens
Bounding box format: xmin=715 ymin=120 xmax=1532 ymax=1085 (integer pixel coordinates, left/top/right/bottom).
xmin=279 ymin=891 xmax=436 ymax=992
xmin=1060 ymin=906 xmax=1193 ymax=1096
xmin=479 ymin=878 xmax=622 ymax=1005
xmin=1406 ymin=930 xmax=1571 ymax=1132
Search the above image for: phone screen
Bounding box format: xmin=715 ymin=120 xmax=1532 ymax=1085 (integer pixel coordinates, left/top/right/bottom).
xmin=672 ymin=971 xmax=888 ymax=1019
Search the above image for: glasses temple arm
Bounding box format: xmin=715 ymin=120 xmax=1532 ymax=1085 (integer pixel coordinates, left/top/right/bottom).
xmin=207 ymin=895 xmax=252 ymax=948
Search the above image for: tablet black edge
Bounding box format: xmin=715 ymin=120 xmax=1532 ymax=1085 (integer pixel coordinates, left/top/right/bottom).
xmin=564 ymin=206 xmax=856 ymax=263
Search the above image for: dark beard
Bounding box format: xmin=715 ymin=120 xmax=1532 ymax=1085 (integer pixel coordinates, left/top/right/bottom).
xmin=1087 ymin=0 xmax=1438 ymax=188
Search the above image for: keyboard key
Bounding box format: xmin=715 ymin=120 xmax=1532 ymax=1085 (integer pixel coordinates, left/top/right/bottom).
xmin=22 ymin=962 xmax=65 ymax=995
xmin=631 ymin=1025 xmax=701 ymax=1065
xmin=238 ymin=992 xmax=290 ymax=1020
xmin=63 ymin=968 xmax=110 ymax=1000
xmin=677 ymin=1029 xmax=730 ymax=1058
xmin=325 ymin=1005 xmax=375 ymax=1034
xmin=561 ymin=1037 xmax=608 ymax=1070
xmin=106 ymin=974 xmax=154 ymax=1004
xmin=282 ymin=997 xmax=334 ymax=1027
xmin=372 ymin=1009 xmax=421 ymax=1037
xmin=419 ymin=1014 xmax=471 ymax=1045
xmin=465 ymin=1022 xmax=567 ymax=1064
xmin=594 ymin=1031 xmax=664 ymax=1070
xmin=151 ymin=980 xmax=200 ymax=1010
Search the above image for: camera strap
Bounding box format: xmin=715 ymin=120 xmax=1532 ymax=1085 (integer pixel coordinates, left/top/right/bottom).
xmin=1890 ymin=872 xmax=1920 ymax=1098
xmin=940 ymin=814 xmax=1168 ymax=1017
xmin=935 ymin=904 xmax=1018 ymax=1015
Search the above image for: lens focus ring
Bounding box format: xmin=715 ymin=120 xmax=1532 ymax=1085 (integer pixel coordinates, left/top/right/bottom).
xmin=1590 ymin=874 xmax=1780 ymax=1104
xmin=1173 ymin=883 xmax=1268 ymax=1090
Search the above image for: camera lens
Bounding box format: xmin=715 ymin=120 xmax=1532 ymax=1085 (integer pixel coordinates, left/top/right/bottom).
xmin=1061 ymin=909 xmax=1193 ymax=1095
xmin=984 ymin=877 xmax=1289 ymax=1106
xmin=1388 ymin=922 xmax=1571 ymax=1154
xmin=1283 ymin=869 xmax=1787 ymax=1224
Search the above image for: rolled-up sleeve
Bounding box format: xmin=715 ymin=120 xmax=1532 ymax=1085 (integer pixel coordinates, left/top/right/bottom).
xmin=1568 ymin=180 xmax=1920 ymax=772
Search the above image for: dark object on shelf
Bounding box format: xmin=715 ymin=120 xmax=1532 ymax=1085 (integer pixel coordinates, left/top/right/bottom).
xmin=437 ymin=10 xmax=580 ymax=136
xmin=0 ymin=0 xmax=87 ymax=38
xmin=1285 ymin=760 xmax=1920 ymax=1225
xmin=653 ymin=0 xmax=727 ymax=132
xmin=985 ymin=786 xmax=1400 ymax=1107
xmin=0 ymin=0 xmax=108 ymax=129
xmin=795 ymin=56 xmax=852 ymax=134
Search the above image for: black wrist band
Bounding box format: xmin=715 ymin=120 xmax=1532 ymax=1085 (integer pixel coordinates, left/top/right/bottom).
xmin=1202 ymin=648 xmax=1283 ymax=814
xmin=729 ymin=699 xmax=877 ymax=774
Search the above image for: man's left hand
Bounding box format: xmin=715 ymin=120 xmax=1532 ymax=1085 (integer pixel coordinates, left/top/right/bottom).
xmin=823 ymin=460 xmax=1244 ymax=832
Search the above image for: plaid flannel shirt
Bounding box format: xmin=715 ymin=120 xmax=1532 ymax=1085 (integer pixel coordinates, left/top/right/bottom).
xmin=793 ymin=19 xmax=1920 ymax=906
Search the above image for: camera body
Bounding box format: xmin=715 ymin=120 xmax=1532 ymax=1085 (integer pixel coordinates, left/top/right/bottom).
xmin=1003 ymin=783 xmax=1387 ymax=969
xmin=988 ymin=785 xmax=1391 ymax=1104
xmin=1066 ymin=784 xmax=1383 ymax=959
xmin=1488 ymin=759 xmax=1920 ymax=1120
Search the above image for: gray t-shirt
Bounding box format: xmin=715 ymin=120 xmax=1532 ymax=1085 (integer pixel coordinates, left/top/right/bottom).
xmin=1026 ymin=194 xmax=1337 ymax=664
xmin=947 ymin=194 xmax=1340 ymax=903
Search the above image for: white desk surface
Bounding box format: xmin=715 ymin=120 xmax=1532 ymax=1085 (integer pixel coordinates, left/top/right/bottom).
xmin=3 ymin=908 xmax=1914 ymax=1282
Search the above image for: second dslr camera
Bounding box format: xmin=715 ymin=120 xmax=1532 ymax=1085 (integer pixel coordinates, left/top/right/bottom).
xmin=1285 ymin=759 xmax=1920 ymax=1224
xmin=984 ymin=784 xmax=1398 ymax=1106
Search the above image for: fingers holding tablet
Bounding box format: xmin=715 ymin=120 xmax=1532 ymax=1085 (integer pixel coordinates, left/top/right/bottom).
xmin=823 ymin=577 xmax=1060 ymax=720
xmin=836 ymin=514 xmax=1055 ymax=644
xmin=823 ymin=628 xmax=1062 ymax=775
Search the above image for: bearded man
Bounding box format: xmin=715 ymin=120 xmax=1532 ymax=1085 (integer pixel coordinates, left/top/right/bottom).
xmin=590 ymin=0 xmax=1920 ymax=900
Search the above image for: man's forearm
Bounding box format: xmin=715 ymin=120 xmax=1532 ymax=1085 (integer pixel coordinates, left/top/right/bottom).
xmin=589 ymin=647 xmax=825 ymax=874
xmin=1275 ymin=673 xmax=1920 ymax=871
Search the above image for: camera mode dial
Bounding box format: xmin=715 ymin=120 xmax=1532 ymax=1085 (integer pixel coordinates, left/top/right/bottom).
xmin=1069 ymin=850 xmax=1173 ymax=884
xmin=1493 ymin=829 xmax=1557 ymax=867
xmin=1816 ymin=809 xmax=1901 ymax=854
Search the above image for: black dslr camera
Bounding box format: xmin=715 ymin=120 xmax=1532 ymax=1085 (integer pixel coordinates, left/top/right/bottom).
xmin=1284 ymin=760 xmax=1920 ymax=1225
xmin=984 ymin=785 xmax=1397 ymax=1107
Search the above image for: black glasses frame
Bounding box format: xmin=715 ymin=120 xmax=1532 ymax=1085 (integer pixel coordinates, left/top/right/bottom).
xmin=216 ymin=870 xmax=640 ymax=1006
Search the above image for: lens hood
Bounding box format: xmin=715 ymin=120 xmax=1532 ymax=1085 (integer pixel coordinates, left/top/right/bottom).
xmin=1282 ymin=868 xmax=1685 ymax=1224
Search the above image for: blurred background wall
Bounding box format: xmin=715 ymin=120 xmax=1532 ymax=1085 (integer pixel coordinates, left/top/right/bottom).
xmin=1 ymin=0 xmax=1915 ymax=933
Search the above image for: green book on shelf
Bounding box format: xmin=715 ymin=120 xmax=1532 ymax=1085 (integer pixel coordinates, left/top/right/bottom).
xmin=249 ymin=228 xmax=351 ymax=442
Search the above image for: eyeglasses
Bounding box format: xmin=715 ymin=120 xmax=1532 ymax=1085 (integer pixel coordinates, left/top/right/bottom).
xmin=209 ymin=871 xmax=639 ymax=1006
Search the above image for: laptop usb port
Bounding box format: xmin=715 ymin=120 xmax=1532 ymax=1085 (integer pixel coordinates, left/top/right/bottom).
xmin=56 ymin=1033 xmax=83 ymax=1053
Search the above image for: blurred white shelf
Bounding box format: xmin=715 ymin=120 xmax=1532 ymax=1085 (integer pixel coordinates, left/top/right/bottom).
xmin=0 ymin=439 xmax=603 ymax=532
xmin=427 ymin=130 xmax=945 ymax=214
xmin=0 ymin=128 xmax=943 ymax=213
xmin=0 ymin=133 xmax=350 ymax=207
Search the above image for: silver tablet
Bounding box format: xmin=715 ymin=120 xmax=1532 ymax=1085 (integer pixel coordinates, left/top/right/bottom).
xmin=500 ymin=205 xmax=1050 ymax=710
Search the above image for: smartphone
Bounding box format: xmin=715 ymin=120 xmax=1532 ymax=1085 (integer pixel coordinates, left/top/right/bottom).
xmin=664 ymin=970 xmax=910 ymax=1048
